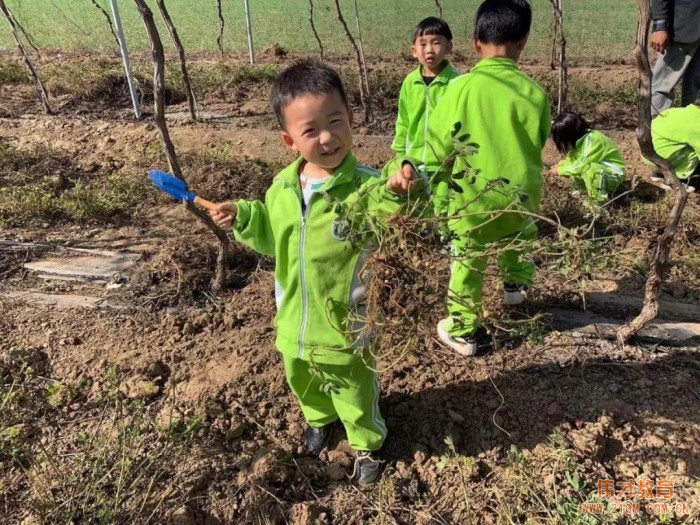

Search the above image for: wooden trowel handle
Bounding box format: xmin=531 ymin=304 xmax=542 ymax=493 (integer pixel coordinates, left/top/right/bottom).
xmin=193 ymin=195 xmax=218 ymax=211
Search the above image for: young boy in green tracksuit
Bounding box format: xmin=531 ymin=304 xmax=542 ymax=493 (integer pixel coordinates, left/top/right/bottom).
xmin=210 ymin=61 xmax=420 ymax=485
xmin=425 ymin=0 xmax=551 ymax=356
xmin=392 ymin=17 xmax=460 ymax=176
xmin=551 ymin=111 xmax=626 ymax=204
xmin=649 ymin=100 xmax=700 ymax=192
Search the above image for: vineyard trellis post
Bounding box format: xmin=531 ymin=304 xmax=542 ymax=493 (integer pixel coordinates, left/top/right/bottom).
xmin=617 ymin=0 xmax=688 ymax=343
xmin=243 ymin=0 xmax=255 ymax=64
xmin=132 ymin=0 xmax=231 ymax=293
xmin=109 ymin=0 xmax=141 ymax=118
xmin=0 ymin=0 xmax=51 ymax=114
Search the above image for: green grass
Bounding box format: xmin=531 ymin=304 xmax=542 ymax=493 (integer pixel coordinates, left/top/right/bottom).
xmin=1 ymin=0 xmax=637 ymax=61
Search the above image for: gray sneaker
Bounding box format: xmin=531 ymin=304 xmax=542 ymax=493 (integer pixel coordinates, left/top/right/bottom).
xmin=352 ymin=451 xmax=382 ymax=485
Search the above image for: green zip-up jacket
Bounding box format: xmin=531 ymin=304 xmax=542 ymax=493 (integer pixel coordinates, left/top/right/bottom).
xmin=558 ymin=130 xmax=626 ymax=178
xmin=232 ymin=153 xmax=414 ymax=365
xmin=426 ymin=57 xmax=551 ymax=244
xmin=392 ymin=60 xmax=460 ymax=171
xmin=651 ymin=104 xmax=700 ymax=178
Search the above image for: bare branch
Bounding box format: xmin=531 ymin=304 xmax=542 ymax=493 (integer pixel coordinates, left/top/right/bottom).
xmin=308 ymin=0 xmax=324 ymax=60
xmin=549 ymin=0 xmax=568 ymax=112
xmin=332 ymin=0 xmax=372 ymax=122
xmin=216 ymin=0 xmax=225 ymax=58
xmin=155 ymin=0 xmax=197 ymax=121
xmin=0 ymin=0 xmax=51 ymax=113
xmin=89 ymin=0 xmax=120 ymax=50
xmin=434 ymin=0 xmax=443 ymax=18
xmin=132 ymin=0 xmax=230 ymax=293
xmin=617 ymin=0 xmax=688 ymax=343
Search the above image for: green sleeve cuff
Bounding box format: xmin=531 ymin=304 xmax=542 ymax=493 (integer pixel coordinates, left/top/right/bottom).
xmin=232 ymin=199 xmax=251 ymax=232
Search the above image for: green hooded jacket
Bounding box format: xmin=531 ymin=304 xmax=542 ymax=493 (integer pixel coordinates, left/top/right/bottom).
xmin=233 ymin=153 xmax=415 ymax=365
xmin=558 ymin=130 xmax=625 ymax=178
xmin=392 ymin=60 xmax=460 ymax=171
xmin=426 ymin=57 xmax=551 ymax=244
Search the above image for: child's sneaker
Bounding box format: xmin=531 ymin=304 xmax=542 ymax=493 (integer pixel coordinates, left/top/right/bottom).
xmin=352 ymin=451 xmax=382 ymax=485
xmin=437 ymin=319 xmax=478 ymax=356
xmin=303 ymin=424 xmax=333 ymax=456
xmin=503 ymin=283 xmax=529 ymax=306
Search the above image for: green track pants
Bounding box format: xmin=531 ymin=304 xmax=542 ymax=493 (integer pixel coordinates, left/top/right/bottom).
xmin=283 ymin=354 xmax=386 ymax=452
xmin=446 ymin=219 xmax=538 ymax=337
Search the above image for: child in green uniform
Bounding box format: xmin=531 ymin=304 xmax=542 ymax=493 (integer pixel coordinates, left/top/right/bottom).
xmin=426 ymin=0 xmax=551 ymax=356
xmin=392 ymin=17 xmax=460 ymax=174
xmin=650 ymin=101 xmax=700 ymax=192
xmin=551 ymin=111 xmax=626 ymax=204
xmin=210 ymin=62 xmax=419 ymax=484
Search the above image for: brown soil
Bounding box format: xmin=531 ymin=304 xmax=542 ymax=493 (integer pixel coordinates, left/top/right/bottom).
xmin=1 ymin=52 xmax=698 ymax=525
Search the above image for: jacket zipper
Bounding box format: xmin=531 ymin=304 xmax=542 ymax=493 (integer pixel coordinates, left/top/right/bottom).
xmin=297 ymin=192 xmax=313 ymax=358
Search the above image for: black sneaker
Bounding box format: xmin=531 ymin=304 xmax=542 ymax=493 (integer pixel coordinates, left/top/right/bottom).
xmin=302 ymin=424 xmax=333 ymax=456
xmin=352 ymin=451 xmax=383 ymax=485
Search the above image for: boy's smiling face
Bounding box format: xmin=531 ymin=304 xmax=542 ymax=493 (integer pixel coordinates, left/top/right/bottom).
xmin=281 ymin=90 xmax=353 ymax=178
xmin=412 ymin=34 xmax=452 ymax=74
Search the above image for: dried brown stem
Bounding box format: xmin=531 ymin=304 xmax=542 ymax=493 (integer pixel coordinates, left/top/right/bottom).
xmin=133 ymin=0 xmax=230 ymax=293
xmin=155 ymin=0 xmax=197 ymax=121
xmin=617 ymin=0 xmax=688 ymax=343
xmin=549 ymin=0 xmax=568 ymax=112
xmin=0 ymin=0 xmax=51 ymax=113
xmin=89 ymin=0 xmax=120 ymax=49
xmin=308 ymin=0 xmax=323 ymax=59
xmin=216 ymin=0 xmax=225 ymax=58
xmin=332 ymin=0 xmax=372 ymax=122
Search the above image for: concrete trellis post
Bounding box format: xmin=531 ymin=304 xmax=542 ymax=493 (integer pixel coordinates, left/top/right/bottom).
xmin=109 ymin=0 xmax=141 ymax=118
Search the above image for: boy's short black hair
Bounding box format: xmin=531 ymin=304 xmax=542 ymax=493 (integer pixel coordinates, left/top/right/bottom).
xmin=474 ymin=0 xmax=532 ymax=44
xmin=270 ymin=60 xmax=348 ymax=129
xmin=412 ymin=17 xmax=453 ymax=43
xmin=551 ymin=111 xmax=591 ymax=154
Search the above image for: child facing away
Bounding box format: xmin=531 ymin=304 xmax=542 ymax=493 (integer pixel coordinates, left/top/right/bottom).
xmin=425 ymin=0 xmax=551 ymax=356
xmin=551 ymin=111 xmax=626 ymax=204
xmin=210 ymin=61 xmax=419 ymax=485
xmin=392 ymin=16 xmax=460 ymax=174
xmin=650 ymin=99 xmax=700 ymax=192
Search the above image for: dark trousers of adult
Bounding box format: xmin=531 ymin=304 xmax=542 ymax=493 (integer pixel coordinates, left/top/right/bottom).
xmin=651 ymin=40 xmax=700 ymax=117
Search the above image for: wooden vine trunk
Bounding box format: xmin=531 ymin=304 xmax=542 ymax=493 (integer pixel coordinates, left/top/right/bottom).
xmin=216 ymin=0 xmax=225 ymax=58
xmin=617 ymin=0 xmax=688 ymax=343
xmin=0 ymin=0 xmax=51 ymax=114
xmin=155 ymin=0 xmax=197 ymax=121
xmin=332 ymin=0 xmax=372 ymax=122
xmin=308 ymin=0 xmax=324 ymax=59
xmin=132 ymin=0 xmax=231 ymax=293
xmin=549 ymin=0 xmax=568 ymax=112
xmin=89 ymin=0 xmax=120 ymax=49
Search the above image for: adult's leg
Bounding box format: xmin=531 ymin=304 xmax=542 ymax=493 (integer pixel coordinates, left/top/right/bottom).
xmin=651 ymin=41 xmax=699 ymax=117
xmin=680 ymin=42 xmax=700 ymax=107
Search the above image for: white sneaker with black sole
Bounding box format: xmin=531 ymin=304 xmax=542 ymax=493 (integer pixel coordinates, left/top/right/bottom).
xmin=503 ymin=283 xmax=529 ymax=306
xmin=437 ymin=318 xmax=478 ymax=356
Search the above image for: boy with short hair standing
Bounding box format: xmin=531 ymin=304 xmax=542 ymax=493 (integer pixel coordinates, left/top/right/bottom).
xmin=426 ymin=0 xmax=551 ymax=356
xmin=211 ymin=60 xmax=419 ymax=484
xmin=392 ymin=17 xmax=460 ymax=173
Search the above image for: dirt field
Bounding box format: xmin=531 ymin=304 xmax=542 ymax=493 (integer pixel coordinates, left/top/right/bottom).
xmin=1 ymin=52 xmax=699 ymax=524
